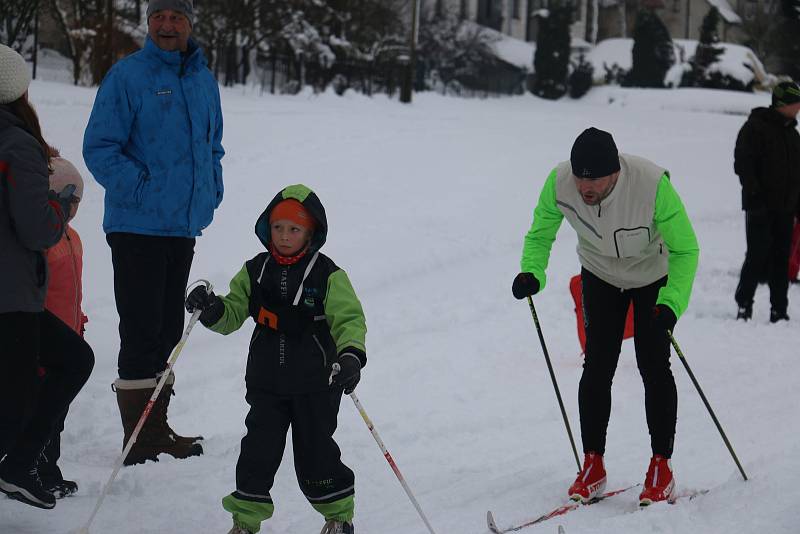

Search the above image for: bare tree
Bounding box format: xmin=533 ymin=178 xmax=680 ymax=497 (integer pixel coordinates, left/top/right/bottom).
xmin=0 ymin=0 xmax=41 ymax=49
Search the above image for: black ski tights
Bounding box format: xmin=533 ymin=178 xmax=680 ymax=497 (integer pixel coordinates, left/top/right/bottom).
xmin=578 ymin=269 xmax=677 ymax=458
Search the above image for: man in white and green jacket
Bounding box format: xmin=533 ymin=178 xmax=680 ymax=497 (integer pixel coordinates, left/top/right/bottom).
xmin=512 ymin=128 xmax=699 ymax=506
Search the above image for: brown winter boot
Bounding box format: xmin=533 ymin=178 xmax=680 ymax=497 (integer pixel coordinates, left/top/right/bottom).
xmin=155 ymin=371 xmax=204 ymax=447
xmin=113 ymin=376 xmax=203 ymax=466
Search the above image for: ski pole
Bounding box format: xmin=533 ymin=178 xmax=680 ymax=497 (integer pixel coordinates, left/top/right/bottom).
xmin=78 ymin=280 xmax=212 ymax=534
xmin=330 ymin=364 xmax=438 ymax=534
xmin=668 ymin=331 xmax=748 ymax=481
xmin=526 ymin=296 xmax=581 ymax=471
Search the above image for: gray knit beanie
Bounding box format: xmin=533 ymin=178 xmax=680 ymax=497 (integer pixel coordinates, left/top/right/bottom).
xmin=147 ymin=0 xmax=194 ymax=26
xmin=0 ymin=44 xmax=31 ymax=104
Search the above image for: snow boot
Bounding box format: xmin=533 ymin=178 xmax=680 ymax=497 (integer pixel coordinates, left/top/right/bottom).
xmin=568 ymin=452 xmax=607 ymax=503
xmin=226 ymin=525 xmax=253 ymax=534
xmin=736 ymin=303 xmax=752 ymax=321
xmin=639 ymin=455 xmax=676 ymax=506
xmin=0 ymin=462 xmax=56 ymax=510
xmin=770 ymin=308 xmax=790 ymax=323
xmin=320 ymin=520 xmax=354 ymax=534
xmin=114 ymin=377 xmax=203 ymax=466
xmin=155 ymin=372 xmax=204 ymax=447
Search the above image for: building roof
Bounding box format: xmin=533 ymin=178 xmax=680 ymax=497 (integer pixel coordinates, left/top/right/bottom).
xmin=707 ymin=0 xmax=742 ymax=24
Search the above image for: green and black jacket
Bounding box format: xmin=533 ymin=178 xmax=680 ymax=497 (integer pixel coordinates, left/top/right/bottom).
xmin=206 ymin=184 xmax=367 ymax=394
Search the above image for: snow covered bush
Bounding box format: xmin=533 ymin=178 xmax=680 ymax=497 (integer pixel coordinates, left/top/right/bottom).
xmin=418 ymin=9 xmax=499 ymax=94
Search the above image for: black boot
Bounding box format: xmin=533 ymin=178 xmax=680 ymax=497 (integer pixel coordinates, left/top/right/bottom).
xmin=0 ymin=462 xmax=56 ymax=509
xmin=770 ymin=308 xmax=790 ymax=323
xmin=736 ymin=303 xmax=752 ymax=321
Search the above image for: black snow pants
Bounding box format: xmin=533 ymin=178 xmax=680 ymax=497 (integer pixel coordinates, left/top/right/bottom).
xmin=0 ymin=310 xmax=94 ymax=470
xmin=735 ymin=209 xmax=794 ymax=314
xmin=107 ymin=233 xmax=194 ymax=380
xmin=579 ymin=268 xmax=677 ymax=458
xmin=234 ymin=387 xmax=355 ymax=507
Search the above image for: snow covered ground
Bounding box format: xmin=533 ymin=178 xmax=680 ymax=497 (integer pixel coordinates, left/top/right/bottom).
xmin=2 ymin=80 xmax=798 ymax=534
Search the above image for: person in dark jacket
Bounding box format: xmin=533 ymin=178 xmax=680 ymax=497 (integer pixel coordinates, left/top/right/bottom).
xmin=185 ymin=185 xmax=367 ymax=534
xmin=0 ymin=44 xmax=94 ymax=510
xmin=734 ymin=80 xmax=800 ymax=322
xmin=82 ymin=0 xmax=224 ymax=464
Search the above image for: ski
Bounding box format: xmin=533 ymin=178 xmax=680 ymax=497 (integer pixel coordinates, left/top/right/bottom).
xmin=487 ymin=485 xmax=639 ymax=533
xmin=640 ymin=487 xmax=709 ymax=507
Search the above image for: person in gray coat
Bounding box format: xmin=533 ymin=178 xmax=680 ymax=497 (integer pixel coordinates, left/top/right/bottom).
xmin=0 ymin=44 xmax=94 ymax=510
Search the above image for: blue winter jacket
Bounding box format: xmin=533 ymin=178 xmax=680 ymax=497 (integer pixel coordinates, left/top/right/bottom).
xmin=83 ymin=37 xmax=224 ymax=237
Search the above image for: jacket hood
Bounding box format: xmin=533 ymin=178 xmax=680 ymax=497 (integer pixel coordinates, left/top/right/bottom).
xmin=255 ymin=184 xmax=328 ymax=253
xmin=751 ymin=106 xmax=798 ymax=128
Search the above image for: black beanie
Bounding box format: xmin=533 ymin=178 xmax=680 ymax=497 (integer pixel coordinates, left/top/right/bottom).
xmin=772 ymin=81 xmax=800 ymax=108
xmin=570 ymin=127 xmax=620 ymax=179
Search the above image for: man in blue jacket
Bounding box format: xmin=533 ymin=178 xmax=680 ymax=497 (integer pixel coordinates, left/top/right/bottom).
xmin=83 ymin=0 xmax=224 ymax=465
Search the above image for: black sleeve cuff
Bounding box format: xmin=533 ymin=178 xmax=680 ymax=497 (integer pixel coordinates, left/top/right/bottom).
xmin=339 ymin=347 xmax=366 ymax=368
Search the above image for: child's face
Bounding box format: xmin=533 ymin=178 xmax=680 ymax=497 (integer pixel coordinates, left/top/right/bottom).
xmin=271 ymin=219 xmax=312 ymax=256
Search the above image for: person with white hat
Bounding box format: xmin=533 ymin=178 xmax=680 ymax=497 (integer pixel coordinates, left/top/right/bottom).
xmin=0 ymin=44 xmax=94 ymax=510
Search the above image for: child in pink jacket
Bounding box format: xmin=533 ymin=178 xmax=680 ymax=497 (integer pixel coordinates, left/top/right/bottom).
xmin=38 ymin=157 xmax=87 ymax=498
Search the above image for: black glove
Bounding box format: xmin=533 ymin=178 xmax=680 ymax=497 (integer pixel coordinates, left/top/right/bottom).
xmin=651 ymin=304 xmax=677 ymax=338
xmin=48 ymin=183 xmax=76 ymax=223
xmin=185 ymin=286 xmax=224 ymax=326
xmin=255 ymin=303 xmax=312 ymax=336
xmin=329 ymin=348 xmax=365 ymax=394
xmin=512 ymin=272 xmax=540 ymax=300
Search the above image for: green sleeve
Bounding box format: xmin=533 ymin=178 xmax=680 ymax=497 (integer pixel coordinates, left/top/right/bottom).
xmin=324 ymin=269 xmax=367 ymax=354
xmin=520 ymin=169 xmax=564 ymax=291
xmin=653 ymin=175 xmax=700 ymax=319
xmin=208 ymin=264 xmax=252 ymax=335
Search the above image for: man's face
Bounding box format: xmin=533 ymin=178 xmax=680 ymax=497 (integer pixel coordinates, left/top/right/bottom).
xmin=148 ymin=10 xmax=191 ymax=52
xmin=574 ymin=171 xmax=620 ymax=206
xmin=777 ymin=102 xmax=800 ymax=120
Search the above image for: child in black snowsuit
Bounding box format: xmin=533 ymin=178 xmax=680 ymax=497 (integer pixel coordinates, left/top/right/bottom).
xmin=186 ymin=184 xmax=367 ymax=534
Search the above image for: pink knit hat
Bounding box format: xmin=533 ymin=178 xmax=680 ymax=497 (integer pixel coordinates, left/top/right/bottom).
xmin=49 ymin=157 xmax=84 ymax=200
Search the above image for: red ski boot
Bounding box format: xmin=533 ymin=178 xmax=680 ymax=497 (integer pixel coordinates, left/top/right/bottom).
xmin=568 ymin=452 xmax=607 ymax=503
xmin=639 ymin=455 xmax=676 ymax=506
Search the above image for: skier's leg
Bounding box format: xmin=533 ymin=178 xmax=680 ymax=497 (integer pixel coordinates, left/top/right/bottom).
xmin=579 ymin=268 xmax=630 ymax=455
xmin=222 ymin=389 xmax=291 ymax=533
xmin=292 ymin=390 xmax=355 ymax=523
xmin=632 ymin=276 xmax=676 ymax=458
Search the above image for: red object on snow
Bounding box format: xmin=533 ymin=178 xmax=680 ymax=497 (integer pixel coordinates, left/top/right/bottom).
xmin=570 ymin=274 xmax=634 ymax=354
xmin=789 ymin=219 xmax=800 ymax=282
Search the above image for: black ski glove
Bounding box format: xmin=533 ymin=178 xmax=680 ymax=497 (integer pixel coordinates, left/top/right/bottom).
xmin=651 ymin=304 xmax=677 ymax=339
xmin=255 ymin=303 xmax=312 ymax=336
xmin=512 ymin=272 xmax=540 ymax=300
xmin=47 ymin=183 xmax=76 ymax=223
xmin=329 ymin=348 xmax=366 ymax=394
xmin=185 ymin=286 xmax=224 ymax=326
